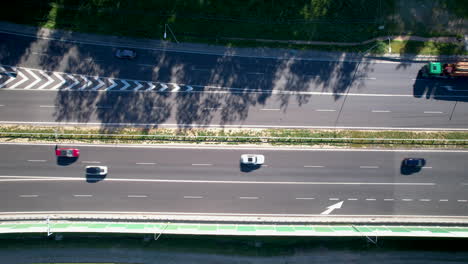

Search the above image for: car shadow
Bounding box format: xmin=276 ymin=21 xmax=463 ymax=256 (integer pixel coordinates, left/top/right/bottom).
xmin=240 ymin=163 xmax=262 ymax=173
xmin=86 ymin=174 xmax=106 ymax=183
xmin=400 ymin=161 xmax=423 ymax=175
xmin=56 ymin=156 xmax=78 ymax=166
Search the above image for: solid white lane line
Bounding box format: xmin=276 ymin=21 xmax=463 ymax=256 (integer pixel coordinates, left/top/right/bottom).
xmin=39 ymin=105 xmax=55 ymax=108
xmin=419 ymin=199 xmax=431 ymax=202
xmin=296 ymin=197 xmax=315 ymax=200
xmin=191 ymin=164 xmax=212 ymax=166
xmin=360 ymin=77 xmax=377 ymax=80
xmin=347 ymin=198 xmax=358 ymax=201
xmin=457 ymin=200 xmax=468 ymax=202
xmin=372 ymin=110 xmax=391 ymax=113
xmin=239 ymin=197 xmax=259 ymax=199
xmin=82 ymin=161 xmax=101 ymax=164
xmin=366 ymin=198 xmax=377 ymax=201
xmin=424 ymin=111 xmax=443 ymax=114
xmin=304 ymin=165 xmax=324 ymax=168
xmin=402 ymin=199 xmax=413 ymax=201
xmin=73 ymin=194 xmax=93 ymax=197
xmin=315 ymin=109 xmax=336 ymax=112
xmin=128 ymin=195 xmax=148 ymax=198
xmin=360 ymin=166 xmax=379 ymax=169
xmin=384 ymin=199 xmax=394 ymax=201
xmin=260 ymin=108 xmax=280 ymax=111
xmin=19 ymin=195 xmax=38 ymax=198
xmin=439 ymin=199 xmax=449 ymax=202
xmin=27 ymin=160 xmax=46 ymax=162
xmin=136 ymin=163 xmax=156 ymax=165
xmin=422 ymin=167 xmax=433 ymax=169
xmin=183 ymin=196 xmax=203 ymax=199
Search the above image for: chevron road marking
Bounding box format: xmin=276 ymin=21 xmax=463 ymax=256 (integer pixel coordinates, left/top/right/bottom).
xmin=120 ymin=79 xmax=130 ymax=90
xmin=146 ymin=82 xmax=156 ymax=91
xmin=186 ymin=85 xmax=194 ymax=92
xmin=133 ymin=81 xmax=143 ymax=91
xmin=37 ymin=71 xmax=54 ymax=90
xmin=105 ymin=78 xmax=118 ymax=91
xmin=0 ymin=70 xmax=16 ymax=88
xmin=7 ymin=70 xmax=28 ymax=89
xmin=78 ymin=76 xmax=92 ymax=90
xmin=51 ymin=72 xmax=66 ymax=90
xmin=65 ymin=74 xmax=80 ymax=90
xmin=91 ymin=76 xmax=105 ymax=90
xmin=23 ymin=69 xmax=42 ymax=89
xmin=158 ymin=83 xmax=168 ymax=92
xmin=171 ymin=84 xmax=181 ymax=92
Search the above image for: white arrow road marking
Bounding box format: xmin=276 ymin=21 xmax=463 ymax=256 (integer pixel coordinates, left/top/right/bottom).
xmin=23 ymin=69 xmax=42 ymax=89
xmin=92 ymin=76 xmax=105 ymax=90
xmin=78 ymin=76 xmax=92 ymax=90
xmin=105 ymin=78 xmax=118 ymax=91
xmin=158 ymin=83 xmax=168 ymax=92
xmin=7 ymin=70 xmax=28 ymax=89
xmin=171 ymin=84 xmax=181 ymax=92
xmin=65 ymin=74 xmax=80 ymax=90
xmin=185 ymin=85 xmax=193 ymax=92
xmin=133 ymin=81 xmax=143 ymax=91
xmin=51 ymin=72 xmax=66 ymax=90
xmin=146 ymin=82 xmax=156 ymax=91
xmin=120 ymin=80 xmax=130 ymax=90
xmin=37 ymin=71 xmax=54 ymax=90
xmin=320 ymin=201 xmax=343 ymax=215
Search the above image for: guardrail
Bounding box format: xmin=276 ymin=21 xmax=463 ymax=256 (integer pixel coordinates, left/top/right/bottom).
xmin=1 ymin=132 xmax=468 ymax=145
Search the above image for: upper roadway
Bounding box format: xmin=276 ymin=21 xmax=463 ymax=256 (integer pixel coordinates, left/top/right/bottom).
xmin=1 ymin=31 xmax=468 ymax=130
xmin=1 ymin=144 xmax=467 ymax=217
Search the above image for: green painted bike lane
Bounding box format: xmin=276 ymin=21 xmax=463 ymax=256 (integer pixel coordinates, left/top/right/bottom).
xmin=1 ymin=222 xmax=468 ymax=237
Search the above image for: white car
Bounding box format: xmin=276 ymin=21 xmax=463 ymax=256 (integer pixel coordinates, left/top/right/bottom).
xmin=86 ymin=166 xmax=108 ymax=176
xmin=240 ymin=154 xmax=265 ymax=165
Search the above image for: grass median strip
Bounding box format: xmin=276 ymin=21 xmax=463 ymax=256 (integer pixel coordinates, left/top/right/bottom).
xmin=0 ymin=125 xmax=468 ymax=148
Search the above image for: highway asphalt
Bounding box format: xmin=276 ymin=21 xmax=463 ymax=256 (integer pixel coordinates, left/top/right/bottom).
xmin=0 ymin=144 xmax=467 ymax=217
xmin=1 ymin=32 xmax=468 ymax=129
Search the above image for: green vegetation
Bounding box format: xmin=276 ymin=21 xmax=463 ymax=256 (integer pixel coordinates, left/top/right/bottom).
xmin=1 ymin=125 xmax=468 ymax=149
xmin=0 ymin=1 xmax=465 ymax=54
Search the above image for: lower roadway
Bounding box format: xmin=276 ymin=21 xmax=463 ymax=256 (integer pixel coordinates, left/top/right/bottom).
xmin=0 ymin=144 xmax=467 ymax=217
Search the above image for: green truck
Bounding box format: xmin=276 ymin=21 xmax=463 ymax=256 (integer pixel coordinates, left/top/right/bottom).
xmin=421 ymin=61 xmax=468 ymax=78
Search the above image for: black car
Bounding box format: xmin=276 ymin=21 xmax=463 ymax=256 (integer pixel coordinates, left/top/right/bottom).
xmin=403 ymin=158 xmax=426 ymax=167
xmin=115 ymin=49 xmax=137 ymax=59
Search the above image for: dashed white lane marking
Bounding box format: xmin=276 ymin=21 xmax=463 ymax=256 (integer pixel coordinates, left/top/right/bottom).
xmin=360 ymin=77 xmax=377 ymax=80
xmin=260 ymin=108 xmax=280 ymax=111
xmin=315 ymin=109 xmax=336 ymax=112
xmin=192 ymin=68 xmax=210 ymax=72
xmin=295 ymin=197 xmax=315 ymax=200
xmin=384 ymin=199 xmax=394 ymax=201
xmin=359 ymin=166 xmax=379 ymax=169
xmin=96 ymin=106 xmax=112 ymax=109
xmin=82 ymin=161 xmax=101 ymax=164
xmin=27 ymin=160 xmax=46 ymax=162
xmin=424 ymin=111 xmax=444 ymax=114
xmin=239 ymin=197 xmax=259 ymax=199
xmin=19 ymin=195 xmax=38 ymax=198
xmin=136 ymin=163 xmax=156 ymax=165
xmin=458 ymin=200 xmax=468 ymax=202
xmin=183 ymin=196 xmax=203 ymax=199
xmin=372 ymin=110 xmax=391 ymax=113
xmin=422 ymin=167 xmax=433 ymax=169
xmin=0 ymin=105 xmax=4 ymax=106
xmin=366 ymin=198 xmax=377 ymax=201
xmin=347 ymin=198 xmax=358 ymax=201
xmin=402 ymin=199 xmax=413 ymax=201
xmin=419 ymin=199 xmax=431 ymax=202
xmin=329 ymin=198 xmax=339 ymax=201
xmin=439 ymin=199 xmax=449 ymax=202
xmin=39 ymin=105 xmax=55 ymax=108
xmin=247 ymin=72 xmax=264 ymax=75
xmin=128 ymin=195 xmax=148 ymax=198
xmin=73 ymin=194 xmax=93 ymax=197
xmin=203 ymin=107 xmax=223 ymax=110
xmin=191 ymin=164 xmax=213 ymax=166
xmin=137 ymin=64 xmax=154 ymax=67
xmin=304 ymin=165 xmax=324 ymax=168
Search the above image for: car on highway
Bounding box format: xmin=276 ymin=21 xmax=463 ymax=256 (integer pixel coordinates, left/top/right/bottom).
xmin=86 ymin=166 xmax=108 ymax=176
xmin=55 ymin=148 xmax=80 ymax=158
xmin=402 ymin=158 xmax=425 ymax=167
xmin=240 ymin=154 xmax=265 ymax=165
xmin=115 ymin=49 xmax=136 ymax=59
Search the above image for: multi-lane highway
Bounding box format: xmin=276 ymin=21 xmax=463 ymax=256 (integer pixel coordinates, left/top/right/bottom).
xmin=1 ymin=31 xmax=468 ymax=130
xmin=1 ymin=144 xmax=467 ymax=217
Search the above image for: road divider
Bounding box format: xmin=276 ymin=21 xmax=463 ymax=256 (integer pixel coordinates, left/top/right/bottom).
xmin=1 ymin=125 xmax=468 ymax=148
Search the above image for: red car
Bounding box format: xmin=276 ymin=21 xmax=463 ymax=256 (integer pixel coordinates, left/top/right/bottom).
xmin=55 ymin=148 xmax=80 ymax=158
